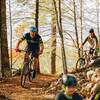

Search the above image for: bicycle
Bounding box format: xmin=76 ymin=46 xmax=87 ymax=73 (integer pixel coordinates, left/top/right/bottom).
xmin=19 ymin=50 xmax=36 ymax=87
xmin=76 ymin=48 xmax=95 ymax=70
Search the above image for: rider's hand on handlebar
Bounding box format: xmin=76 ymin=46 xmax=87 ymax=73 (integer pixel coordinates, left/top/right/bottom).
xmin=80 ymin=43 xmax=83 ymax=48
xmin=78 ymin=44 xmax=83 ymax=50
xmin=78 ymin=48 xmax=80 ymax=51
xmin=15 ymin=48 xmax=20 ymax=52
xmin=39 ymin=50 xmax=43 ymax=55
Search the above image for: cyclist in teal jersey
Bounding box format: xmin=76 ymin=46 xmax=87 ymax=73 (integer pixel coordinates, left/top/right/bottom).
xmin=15 ymin=26 xmax=44 ymax=76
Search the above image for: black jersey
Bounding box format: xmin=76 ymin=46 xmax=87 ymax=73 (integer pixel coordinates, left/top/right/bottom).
xmin=55 ymin=92 xmax=83 ymax=100
xmin=22 ymin=33 xmax=43 ymax=53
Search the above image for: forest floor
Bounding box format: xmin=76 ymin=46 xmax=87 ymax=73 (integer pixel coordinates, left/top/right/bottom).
xmin=0 ymin=61 xmax=100 ymax=100
xmin=0 ymin=74 xmax=58 ymax=100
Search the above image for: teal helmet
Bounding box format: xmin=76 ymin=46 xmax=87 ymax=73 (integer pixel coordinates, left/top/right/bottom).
xmin=61 ymin=74 xmax=77 ymax=86
xmin=30 ymin=26 xmax=37 ymax=33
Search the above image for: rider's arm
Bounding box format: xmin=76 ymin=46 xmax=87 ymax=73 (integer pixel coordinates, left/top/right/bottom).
xmin=82 ymin=37 xmax=88 ymax=46
xmin=80 ymin=37 xmax=88 ymax=48
xmin=16 ymin=39 xmax=23 ymax=49
xmin=39 ymin=37 xmax=44 ymax=54
xmin=93 ymin=36 xmax=98 ymax=49
xmin=39 ymin=43 xmax=44 ymax=54
xmin=15 ymin=35 xmax=26 ymax=51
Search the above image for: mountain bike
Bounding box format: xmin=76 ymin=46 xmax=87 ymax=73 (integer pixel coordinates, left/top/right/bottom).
xmin=76 ymin=48 xmax=95 ymax=70
xmin=19 ymin=50 xmax=36 ymax=87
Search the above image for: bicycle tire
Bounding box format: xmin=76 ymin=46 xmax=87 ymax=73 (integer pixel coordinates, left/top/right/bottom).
xmin=21 ymin=73 xmax=27 ymax=87
xmin=76 ymin=58 xmax=85 ymax=70
xmin=21 ymin=64 xmax=29 ymax=87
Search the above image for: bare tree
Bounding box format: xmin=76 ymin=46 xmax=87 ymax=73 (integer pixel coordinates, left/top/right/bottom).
xmin=35 ymin=0 xmax=39 ymax=32
xmin=53 ymin=0 xmax=67 ymax=73
xmin=73 ymin=0 xmax=80 ymax=58
xmin=96 ymin=0 xmax=100 ymax=45
xmin=51 ymin=1 xmax=56 ymax=74
xmin=0 ymin=22 xmax=1 ymax=77
xmin=80 ymin=0 xmax=83 ymax=55
xmin=35 ymin=0 xmax=40 ymax=73
xmin=0 ymin=0 xmax=11 ymax=77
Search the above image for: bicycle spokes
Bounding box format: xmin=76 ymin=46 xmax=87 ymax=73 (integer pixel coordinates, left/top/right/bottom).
xmin=76 ymin=58 xmax=85 ymax=69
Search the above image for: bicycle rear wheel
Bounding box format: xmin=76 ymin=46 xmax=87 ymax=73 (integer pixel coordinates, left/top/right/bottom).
xmin=76 ymin=58 xmax=85 ymax=70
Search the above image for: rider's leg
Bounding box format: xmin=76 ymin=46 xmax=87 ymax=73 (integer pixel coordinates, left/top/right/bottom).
xmin=86 ymin=48 xmax=94 ymax=65
xmin=37 ymin=58 xmax=40 ymax=73
xmin=94 ymin=49 xmax=98 ymax=56
xmin=33 ymin=57 xmax=39 ymax=73
xmin=23 ymin=52 xmax=29 ymax=74
xmin=31 ymin=57 xmax=39 ymax=79
xmin=87 ymin=48 xmax=95 ymax=64
xmin=24 ymin=52 xmax=29 ymax=64
xmin=31 ymin=52 xmax=39 ymax=77
xmin=89 ymin=48 xmax=94 ymax=56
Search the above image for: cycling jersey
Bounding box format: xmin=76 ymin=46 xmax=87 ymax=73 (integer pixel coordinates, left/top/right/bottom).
xmin=55 ymin=92 xmax=83 ymax=100
xmin=82 ymin=35 xmax=98 ymax=49
xmin=21 ymin=33 xmax=43 ymax=58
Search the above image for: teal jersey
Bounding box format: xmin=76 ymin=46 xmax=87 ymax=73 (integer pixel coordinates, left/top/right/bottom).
xmin=22 ymin=33 xmax=43 ymax=52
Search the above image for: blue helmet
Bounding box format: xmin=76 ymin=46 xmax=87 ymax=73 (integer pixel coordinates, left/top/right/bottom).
xmin=30 ymin=26 xmax=37 ymax=33
xmin=61 ymin=74 xmax=77 ymax=86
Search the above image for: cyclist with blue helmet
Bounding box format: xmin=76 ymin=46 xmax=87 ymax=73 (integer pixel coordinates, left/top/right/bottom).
xmin=55 ymin=74 xmax=83 ymax=100
xmin=15 ymin=26 xmax=44 ymax=77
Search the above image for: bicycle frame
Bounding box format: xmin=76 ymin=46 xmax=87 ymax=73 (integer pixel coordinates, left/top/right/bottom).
xmin=76 ymin=49 xmax=91 ymax=70
xmin=20 ymin=50 xmax=36 ymax=87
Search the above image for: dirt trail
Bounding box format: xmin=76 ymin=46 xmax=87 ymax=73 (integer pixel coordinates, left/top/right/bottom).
xmin=0 ymin=74 xmax=57 ymax=100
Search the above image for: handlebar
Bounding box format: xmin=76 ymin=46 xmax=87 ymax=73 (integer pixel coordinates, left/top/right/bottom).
xmin=18 ymin=50 xmax=25 ymax=52
xmin=15 ymin=48 xmax=25 ymax=52
xmin=78 ymin=48 xmax=90 ymax=52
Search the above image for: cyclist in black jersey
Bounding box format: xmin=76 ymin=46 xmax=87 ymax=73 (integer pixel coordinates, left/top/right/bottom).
xmin=55 ymin=74 xmax=83 ymax=100
xmin=15 ymin=26 xmax=44 ymax=76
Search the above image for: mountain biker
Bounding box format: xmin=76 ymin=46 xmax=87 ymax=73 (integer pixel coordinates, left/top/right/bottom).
xmin=80 ymin=28 xmax=98 ymax=56
xmin=15 ymin=26 xmax=44 ymax=77
xmin=55 ymin=74 xmax=83 ymax=100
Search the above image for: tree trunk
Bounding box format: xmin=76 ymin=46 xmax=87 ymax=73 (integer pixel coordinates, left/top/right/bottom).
xmin=0 ymin=24 xmax=2 ymax=77
xmin=73 ymin=0 xmax=80 ymax=58
xmin=96 ymin=0 xmax=100 ymax=46
xmin=0 ymin=0 xmax=11 ymax=77
xmin=35 ymin=0 xmax=40 ymax=73
xmin=9 ymin=0 xmax=13 ymax=69
xmin=53 ymin=0 xmax=67 ymax=74
xmin=80 ymin=0 xmax=83 ymax=56
xmin=59 ymin=0 xmax=67 ymax=74
xmin=35 ymin=0 xmax=39 ymax=32
xmin=51 ymin=2 xmax=56 ymax=74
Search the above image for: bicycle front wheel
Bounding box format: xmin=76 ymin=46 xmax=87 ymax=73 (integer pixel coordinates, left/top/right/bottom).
xmin=21 ymin=65 xmax=29 ymax=87
xmin=76 ymin=58 xmax=85 ymax=70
